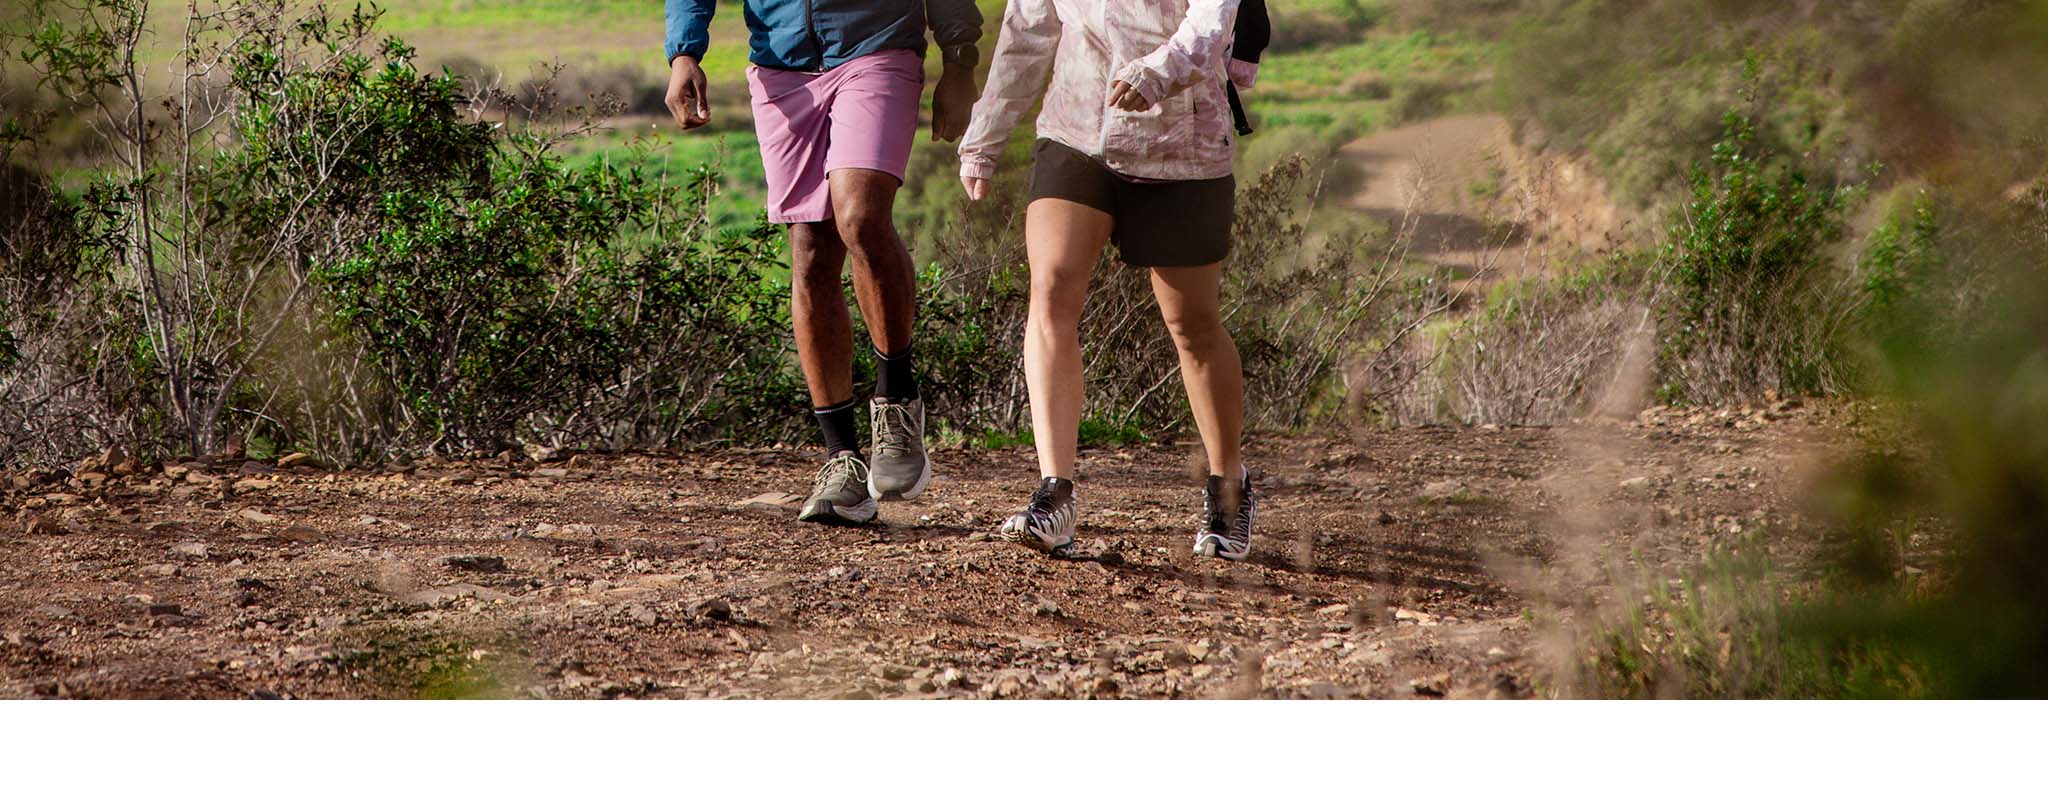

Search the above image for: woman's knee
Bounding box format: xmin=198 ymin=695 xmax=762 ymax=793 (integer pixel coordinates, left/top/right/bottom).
xmin=1162 ymin=307 xmax=1227 ymax=351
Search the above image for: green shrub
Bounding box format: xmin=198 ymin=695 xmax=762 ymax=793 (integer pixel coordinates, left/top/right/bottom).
xmin=1655 ymin=111 xmax=1859 ymax=404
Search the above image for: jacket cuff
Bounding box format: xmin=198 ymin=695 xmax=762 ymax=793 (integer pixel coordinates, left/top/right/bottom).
xmin=1228 ymin=58 xmax=1259 ymax=90
xmin=667 ymin=44 xmax=707 ymax=64
xmin=1114 ymin=63 xmax=1165 ymax=107
xmin=959 ymin=155 xmax=997 ymax=181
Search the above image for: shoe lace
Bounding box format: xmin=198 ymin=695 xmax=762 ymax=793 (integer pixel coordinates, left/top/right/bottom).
xmin=1203 ymin=486 xmax=1229 ymax=534
xmin=1027 ymin=481 xmax=1061 ymax=516
xmin=1204 ymin=478 xmax=1250 ymax=538
xmin=814 ymin=452 xmax=868 ymax=494
xmin=874 ymin=401 xmax=918 ymax=456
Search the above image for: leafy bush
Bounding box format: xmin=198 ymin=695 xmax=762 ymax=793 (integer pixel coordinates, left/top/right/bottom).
xmin=1655 ymin=111 xmax=1860 ymax=404
xmin=1 ymin=1 xmax=805 ymax=464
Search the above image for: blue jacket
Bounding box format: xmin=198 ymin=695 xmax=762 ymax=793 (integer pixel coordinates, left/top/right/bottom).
xmin=665 ymin=0 xmax=983 ymax=73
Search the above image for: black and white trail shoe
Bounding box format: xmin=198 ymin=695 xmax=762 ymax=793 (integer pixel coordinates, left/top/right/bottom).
xmin=998 ymin=477 xmax=1078 ymax=556
xmin=1193 ymin=469 xmax=1256 ymax=561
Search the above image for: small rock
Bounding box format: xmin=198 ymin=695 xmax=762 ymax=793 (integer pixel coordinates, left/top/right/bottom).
xmin=440 ymin=554 xmax=507 ymax=573
xmin=19 ymin=515 xmax=69 ymax=536
xmin=1376 ymin=510 xmax=1398 ymax=525
xmin=1187 ymin=641 xmax=1212 ymax=662
xmin=737 ymin=492 xmax=804 ymax=511
xmin=523 ymin=443 xmax=563 ymax=463
xmin=140 ymin=563 xmax=180 ymax=577
xmin=1418 ymin=479 xmax=1468 ymax=502
xmin=532 ymin=467 xmax=571 ymax=479
xmin=689 ymin=598 xmax=734 ymax=623
xmin=1618 ymin=476 xmax=1652 ymax=492
xmin=532 ymin=522 xmax=598 ymax=540
xmin=1033 ymin=599 xmax=1061 ymax=617
xmin=146 ymin=603 xmax=183 ymax=617
xmin=1393 ymin=607 xmax=1438 ymax=626
xmin=237 ymin=509 xmax=282 ymax=525
xmin=402 ymin=583 xmax=512 ymax=605
xmin=876 ymin=664 xmax=915 ymax=681
xmin=171 ymin=541 xmax=210 ymax=559
xmin=1411 ymin=672 xmax=1451 ymax=697
xmin=1316 ymin=603 xmax=1351 ymax=617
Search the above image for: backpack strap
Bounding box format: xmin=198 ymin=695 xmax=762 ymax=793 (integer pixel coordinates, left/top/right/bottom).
xmin=1227 ymin=0 xmax=1268 ymax=137
xmin=1227 ymin=81 xmax=1253 ymax=136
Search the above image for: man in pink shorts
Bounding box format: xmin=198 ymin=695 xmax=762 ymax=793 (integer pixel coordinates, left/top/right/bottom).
xmin=663 ymin=1 xmax=983 ymax=525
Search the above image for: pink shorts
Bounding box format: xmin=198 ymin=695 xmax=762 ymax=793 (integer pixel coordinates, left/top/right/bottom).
xmin=747 ymin=50 xmax=925 ymax=224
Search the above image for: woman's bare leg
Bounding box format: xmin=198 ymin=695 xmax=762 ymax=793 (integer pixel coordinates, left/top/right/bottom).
xmin=1149 ymin=263 xmax=1244 ymax=478
xmin=1023 ymin=199 xmax=1114 ymax=480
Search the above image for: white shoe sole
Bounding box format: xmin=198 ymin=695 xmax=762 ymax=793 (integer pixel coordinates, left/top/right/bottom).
xmin=1193 ymin=534 xmax=1250 ymax=562
xmin=999 ymin=515 xmax=1075 ymax=556
xmin=800 ymin=496 xmax=879 ymax=526
xmin=868 ymin=454 xmax=932 ymax=502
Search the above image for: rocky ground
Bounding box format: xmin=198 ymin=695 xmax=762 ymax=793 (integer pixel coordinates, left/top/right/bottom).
xmin=0 ymin=400 xmax=1844 ymax=699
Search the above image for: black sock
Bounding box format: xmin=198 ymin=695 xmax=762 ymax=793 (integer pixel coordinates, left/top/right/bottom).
xmin=814 ymin=399 xmax=861 ymax=458
xmin=874 ymin=344 xmax=919 ymax=402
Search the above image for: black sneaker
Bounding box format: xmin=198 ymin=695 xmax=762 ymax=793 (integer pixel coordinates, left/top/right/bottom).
xmin=998 ymin=477 xmax=1078 ymax=556
xmin=1193 ymin=469 xmax=1255 ymax=561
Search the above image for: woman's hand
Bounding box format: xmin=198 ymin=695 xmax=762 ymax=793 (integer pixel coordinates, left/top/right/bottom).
xmin=1107 ymin=80 xmax=1151 ymax=112
xmin=961 ymin=176 xmax=990 ymax=201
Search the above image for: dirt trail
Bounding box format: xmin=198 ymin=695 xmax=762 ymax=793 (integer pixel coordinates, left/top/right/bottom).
xmin=1 ymin=403 xmax=1840 ymax=699
xmin=1338 ymin=113 xmax=1625 ymax=286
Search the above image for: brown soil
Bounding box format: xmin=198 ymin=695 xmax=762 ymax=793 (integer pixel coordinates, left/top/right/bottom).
xmin=0 ymin=403 xmax=1844 ymax=699
xmin=1339 ymin=113 xmax=1627 ymax=290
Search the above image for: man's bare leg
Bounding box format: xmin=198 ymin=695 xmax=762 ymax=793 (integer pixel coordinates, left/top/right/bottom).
xmin=827 ymin=167 xmax=929 ymax=500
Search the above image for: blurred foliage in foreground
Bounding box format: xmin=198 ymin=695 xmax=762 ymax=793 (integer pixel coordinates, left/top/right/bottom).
xmin=1565 ymin=179 xmax=2048 ymax=697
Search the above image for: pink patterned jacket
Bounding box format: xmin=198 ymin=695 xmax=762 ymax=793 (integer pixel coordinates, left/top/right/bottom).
xmin=957 ymin=0 xmax=1256 ymax=183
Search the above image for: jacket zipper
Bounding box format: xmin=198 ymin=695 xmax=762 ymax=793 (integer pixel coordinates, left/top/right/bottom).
xmin=1096 ymin=1 xmax=1111 ymax=158
xmin=801 ymin=0 xmax=825 ymax=71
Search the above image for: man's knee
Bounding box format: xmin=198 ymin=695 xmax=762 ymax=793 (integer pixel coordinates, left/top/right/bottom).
xmin=828 ymin=171 xmax=902 ymax=261
xmin=788 ymin=223 xmax=842 ymax=285
xmin=834 ymin=207 xmax=899 ymax=262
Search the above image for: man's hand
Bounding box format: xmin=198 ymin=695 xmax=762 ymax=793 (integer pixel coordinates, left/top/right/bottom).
xmin=1107 ymin=80 xmax=1151 ymax=112
xmin=961 ymin=176 xmax=989 ymax=201
xmin=665 ymin=55 xmax=711 ymax=130
xmin=931 ymin=65 xmax=975 ymax=142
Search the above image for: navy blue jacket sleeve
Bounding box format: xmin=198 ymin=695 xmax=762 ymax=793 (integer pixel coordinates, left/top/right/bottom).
xmin=665 ymin=0 xmax=716 ymax=63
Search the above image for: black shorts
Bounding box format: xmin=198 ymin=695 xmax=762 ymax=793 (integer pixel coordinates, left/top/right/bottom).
xmin=1026 ymin=139 xmax=1235 ymax=267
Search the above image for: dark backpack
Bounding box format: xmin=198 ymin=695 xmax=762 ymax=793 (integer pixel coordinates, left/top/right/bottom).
xmin=1227 ymin=0 xmax=1270 ymax=136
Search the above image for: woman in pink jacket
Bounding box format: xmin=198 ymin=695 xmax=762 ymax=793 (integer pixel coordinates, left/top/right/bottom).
xmin=958 ymin=0 xmax=1259 ymax=562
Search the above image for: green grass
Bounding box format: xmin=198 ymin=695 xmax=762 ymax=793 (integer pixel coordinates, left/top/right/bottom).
xmin=1248 ymin=29 xmax=1499 ymax=135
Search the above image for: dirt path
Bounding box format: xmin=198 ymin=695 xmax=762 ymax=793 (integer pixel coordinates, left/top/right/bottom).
xmin=0 ymin=402 xmax=1842 ymax=699
xmin=1338 ymin=113 xmax=1625 ymax=287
